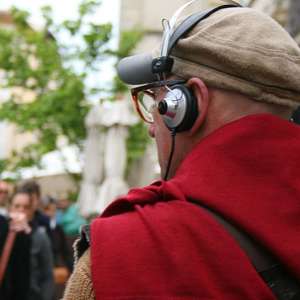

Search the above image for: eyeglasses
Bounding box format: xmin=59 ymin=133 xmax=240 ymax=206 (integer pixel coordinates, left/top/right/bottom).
xmin=131 ymin=79 xmax=186 ymax=123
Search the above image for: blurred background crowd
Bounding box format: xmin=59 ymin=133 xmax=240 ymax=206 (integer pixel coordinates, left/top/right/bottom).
xmin=0 ymin=179 xmax=86 ymax=300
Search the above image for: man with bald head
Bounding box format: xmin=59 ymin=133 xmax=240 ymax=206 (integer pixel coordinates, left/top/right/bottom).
xmin=64 ymin=2 xmax=300 ymax=299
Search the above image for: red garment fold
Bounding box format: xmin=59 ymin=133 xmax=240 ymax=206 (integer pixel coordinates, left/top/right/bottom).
xmin=91 ymin=114 xmax=300 ymax=300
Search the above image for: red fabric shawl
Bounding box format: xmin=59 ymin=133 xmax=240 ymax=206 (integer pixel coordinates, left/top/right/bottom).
xmin=91 ymin=114 xmax=300 ymax=300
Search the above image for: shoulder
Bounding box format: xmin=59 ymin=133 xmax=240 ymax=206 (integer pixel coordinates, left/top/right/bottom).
xmin=73 ymin=224 xmax=91 ymax=263
xmin=35 ymin=210 xmax=50 ymax=224
xmin=0 ymin=214 xmax=7 ymax=224
xmin=90 ymin=199 xmax=205 ymax=254
xmin=0 ymin=216 xmax=8 ymax=249
xmin=63 ymin=249 xmax=94 ymax=300
xmin=0 ymin=215 xmax=8 ymax=233
xmin=32 ymin=226 xmax=51 ymax=247
xmin=92 ymin=198 xmax=195 ymax=230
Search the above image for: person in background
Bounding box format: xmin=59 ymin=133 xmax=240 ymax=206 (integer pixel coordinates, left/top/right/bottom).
xmin=10 ymin=190 xmax=54 ymax=300
xmin=57 ymin=198 xmax=86 ymax=238
xmin=42 ymin=196 xmax=73 ymax=271
xmin=0 ymin=180 xmax=11 ymax=216
xmin=42 ymin=196 xmax=73 ymax=296
xmin=17 ymin=180 xmax=51 ymax=237
xmin=55 ymin=198 xmax=70 ymax=227
xmin=0 ymin=212 xmax=31 ymax=300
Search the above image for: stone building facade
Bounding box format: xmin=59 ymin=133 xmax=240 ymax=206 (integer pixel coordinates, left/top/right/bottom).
xmin=119 ymin=0 xmax=223 ymax=54
xmin=119 ymin=0 xmax=299 ymax=52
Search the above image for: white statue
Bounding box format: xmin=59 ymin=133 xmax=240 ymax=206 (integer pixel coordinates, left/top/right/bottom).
xmin=95 ymin=97 xmax=138 ymax=214
xmin=78 ymin=104 xmax=105 ymax=217
xmin=78 ymin=96 xmax=138 ymax=217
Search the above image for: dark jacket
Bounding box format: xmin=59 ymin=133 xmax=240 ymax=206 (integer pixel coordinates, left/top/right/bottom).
xmin=0 ymin=215 xmax=31 ymax=300
xmin=32 ymin=210 xmax=51 ymax=237
xmin=28 ymin=225 xmax=54 ymax=300
xmin=50 ymin=223 xmax=73 ymax=271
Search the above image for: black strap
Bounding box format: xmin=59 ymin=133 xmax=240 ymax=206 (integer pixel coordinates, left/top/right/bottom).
xmin=190 ymin=200 xmax=276 ymax=272
xmin=167 ymin=4 xmax=241 ymax=56
xmin=260 ymin=265 xmax=300 ymax=300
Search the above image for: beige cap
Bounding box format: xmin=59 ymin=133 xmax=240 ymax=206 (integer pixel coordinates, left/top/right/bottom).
xmin=171 ymin=7 xmax=300 ymax=108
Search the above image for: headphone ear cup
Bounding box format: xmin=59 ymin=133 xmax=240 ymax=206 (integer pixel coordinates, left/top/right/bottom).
xmin=162 ymin=84 xmax=198 ymax=132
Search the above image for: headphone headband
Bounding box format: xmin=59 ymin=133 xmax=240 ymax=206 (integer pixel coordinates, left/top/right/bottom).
xmin=167 ymin=4 xmax=240 ymax=56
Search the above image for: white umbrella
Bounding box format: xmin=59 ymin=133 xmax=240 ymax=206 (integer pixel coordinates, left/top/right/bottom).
xmin=95 ymin=97 xmax=138 ymax=214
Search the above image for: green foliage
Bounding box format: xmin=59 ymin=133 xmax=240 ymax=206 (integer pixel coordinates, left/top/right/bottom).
xmin=112 ymin=30 xmax=144 ymax=59
xmin=110 ymin=30 xmax=143 ymax=94
xmin=79 ymin=0 xmax=101 ymax=17
xmin=0 ymin=160 xmax=7 ymax=176
xmin=0 ymin=0 xmax=150 ymax=181
xmin=67 ymin=190 xmax=80 ymax=203
xmin=10 ymin=7 xmax=30 ymax=29
xmin=0 ymin=0 xmax=112 ymax=174
xmin=126 ymin=121 xmax=150 ymax=173
xmin=83 ymin=23 xmax=112 ymax=65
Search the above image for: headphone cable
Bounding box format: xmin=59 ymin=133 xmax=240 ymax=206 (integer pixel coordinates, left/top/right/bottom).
xmin=164 ymin=129 xmax=177 ymax=181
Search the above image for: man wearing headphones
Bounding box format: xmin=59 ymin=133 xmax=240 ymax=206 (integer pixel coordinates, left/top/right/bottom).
xmin=64 ymin=1 xmax=300 ymax=299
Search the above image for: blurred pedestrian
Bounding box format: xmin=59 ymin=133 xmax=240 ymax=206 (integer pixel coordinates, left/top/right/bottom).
xmin=42 ymin=196 xmax=73 ymax=299
xmin=17 ymin=180 xmax=51 ymax=237
xmin=10 ymin=190 xmax=54 ymax=300
xmin=62 ymin=203 xmax=86 ymax=237
xmin=55 ymin=198 xmax=70 ymax=227
xmin=0 ymin=212 xmax=31 ymax=300
xmin=57 ymin=198 xmax=86 ymax=237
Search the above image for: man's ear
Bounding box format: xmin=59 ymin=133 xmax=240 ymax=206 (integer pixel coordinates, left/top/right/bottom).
xmin=187 ymin=77 xmax=210 ymax=135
